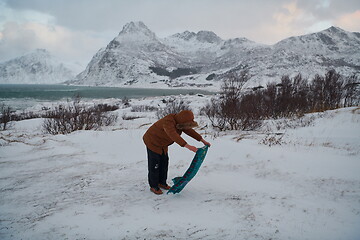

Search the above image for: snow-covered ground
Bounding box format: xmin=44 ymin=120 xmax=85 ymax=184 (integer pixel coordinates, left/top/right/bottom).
xmin=1 ymin=95 xmax=359 ymax=240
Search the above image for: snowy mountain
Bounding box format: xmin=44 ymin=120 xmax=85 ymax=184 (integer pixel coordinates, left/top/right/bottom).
xmin=0 ymin=49 xmax=79 ymax=84
xmin=72 ymin=22 xmax=360 ymax=89
xmin=261 ymin=26 xmax=360 ymax=85
xmin=2 ymin=22 xmax=359 ymax=88
xmin=74 ymin=22 xmax=189 ymax=87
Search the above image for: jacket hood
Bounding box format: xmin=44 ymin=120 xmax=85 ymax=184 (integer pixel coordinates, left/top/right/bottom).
xmin=174 ymin=110 xmax=195 ymax=124
xmin=176 ymin=121 xmax=198 ymax=130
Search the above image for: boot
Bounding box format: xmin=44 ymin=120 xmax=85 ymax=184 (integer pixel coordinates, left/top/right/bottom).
xmin=159 ymin=183 xmax=171 ymax=190
xmin=150 ymin=187 xmax=163 ymax=195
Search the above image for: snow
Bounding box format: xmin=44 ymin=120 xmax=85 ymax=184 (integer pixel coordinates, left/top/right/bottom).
xmin=1 ymin=95 xmax=359 ymax=240
xmin=0 ymin=49 xmax=79 ymax=84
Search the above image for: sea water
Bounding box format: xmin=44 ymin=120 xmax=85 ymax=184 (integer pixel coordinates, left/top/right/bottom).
xmin=0 ymin=84 xmax=212 ymax=111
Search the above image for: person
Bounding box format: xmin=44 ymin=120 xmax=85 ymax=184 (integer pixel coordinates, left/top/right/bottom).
xmin=143 ymin=110 xmax=211 ymax=195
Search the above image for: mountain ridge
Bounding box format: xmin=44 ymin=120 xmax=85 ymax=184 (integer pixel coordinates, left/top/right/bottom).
xmin=1 ymin=22 xmax=359 ymax=89
xmin=71 ymin=22 xmax=359 ymax=89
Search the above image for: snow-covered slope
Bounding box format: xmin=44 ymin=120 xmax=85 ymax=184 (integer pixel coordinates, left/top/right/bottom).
xmin=72 ymin=22 xmax=360 ymax=89
xmin=0 ymin=49 xmax=79 ymax=84
xmin=0 ymin=95 xmax=359 ymax=239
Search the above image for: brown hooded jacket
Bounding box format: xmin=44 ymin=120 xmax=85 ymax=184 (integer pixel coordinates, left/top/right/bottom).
xmin=143 ymin=110 xmax=202 ymax=154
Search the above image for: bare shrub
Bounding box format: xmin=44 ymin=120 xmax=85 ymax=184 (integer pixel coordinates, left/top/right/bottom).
xmin=273 ymin=115 xmax=317 ymax=131
xmin=11 ymin=111 xmax=44 ymax=121
xmin=238 ymin=92 xmax=264 ymax=130
xmin=0 ymin=103 xmax=12 ymax=131
xmin=122 ymin=113 xmax=142 ymax=120
xmin=202 ymin=98 xmax=226 ymax=130
xmin=96 ymin=103 xmax=120 ymax=112
xmin=131 ymin=105 xmax=158 ymax=112
xmin=203 ymin=69 xmax=357 ymax=132
xmin=202 ymin=71 xmax=258 ymax=130
xmin=309 ymin=69 xmax=344 ymax=111
xmin=122 ymin=97 xmax=131 ymax=107
xmin=260 ymin=134 xmax=285 ymax=147
xmin=343 ymin=75 xmax=360 ymax=107
xmin=156 ymin=98 xmax=191 ymax=119
xmin=43 ymin=99 xmax=118 ymax=135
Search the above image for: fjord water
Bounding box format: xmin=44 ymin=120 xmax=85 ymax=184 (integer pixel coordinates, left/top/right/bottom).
xmin=0 ymin=84 xmax=212 ymax=110
xmin=0 ymin=84 xmax=212 ymax=99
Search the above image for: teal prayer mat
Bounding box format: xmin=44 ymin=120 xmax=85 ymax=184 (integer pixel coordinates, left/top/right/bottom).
xmin=167 ymin=145 xmax=209 ymax=194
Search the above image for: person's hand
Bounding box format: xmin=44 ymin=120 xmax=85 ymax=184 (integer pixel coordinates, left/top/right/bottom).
xmin=201 ymin=139 xmax=211 ymax=147
xmin=185 ymin=144 xmax=198 ymax=153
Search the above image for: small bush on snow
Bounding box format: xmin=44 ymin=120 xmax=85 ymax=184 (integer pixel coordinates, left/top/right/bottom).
xmin=260 ymin=134 xmax=285 ymax=146
xmin=131 ymin=105 xmax=158 ymax=112
xmin=43 ymin=98 xmax=118 ymax=135
xmin=0 ymin=103 xmax=12 ymax=131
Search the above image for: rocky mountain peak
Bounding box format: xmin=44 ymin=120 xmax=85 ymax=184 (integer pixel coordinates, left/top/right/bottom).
xmin=172 ymin=31 xmax=197 ymax=41
xmin=325 ymin=26 xmax=345 ymax=34
xmin=33 ymin=48 xmax=51 ymax=56
xmin=318 ymin=26 xmax=360 ymax=45
xmin=274 ymin=26 xmax=359 ymax=49
xmin=196 ymin=31 xmax=222 ymax=43
xmin=7 ymin=49 xmax=52 ymax=66
xmin=17 ymin=49 xmax=52 ymax=62
xmin=223 ymin=37 xmax=256 ymax=46
xmin=318 ymin=26 xmax=349 ymax=39
xmin=118 ymin=21 xmax=156 ymax=39
xmin=170 ymin=30 xmax=222 ymax=44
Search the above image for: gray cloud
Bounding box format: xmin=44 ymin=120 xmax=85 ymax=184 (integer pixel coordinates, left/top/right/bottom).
xmin=1 ymin=0 xmax=359 ymax=64
xmin=296 ymin=0 xmax=360 ymax=19
xmin=4 ymin=0 xmax=359 ymax=37
xmin=4 ymin=0 xmax=358 ymax=37
xmin=0 ymin=20 xmax=108 ymax=65
xmin=3 ymin=0 xmax=298 ymax=36
xmin=0 ymin=22 xmax=37 ymax=61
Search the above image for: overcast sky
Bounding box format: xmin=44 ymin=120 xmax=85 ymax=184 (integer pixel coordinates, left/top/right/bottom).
xmin=1 ymin=0 xmax=359 ymax=66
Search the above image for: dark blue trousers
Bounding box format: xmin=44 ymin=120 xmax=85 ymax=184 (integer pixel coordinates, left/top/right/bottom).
xmin=147 ymin=148 xmax=169 ymax=189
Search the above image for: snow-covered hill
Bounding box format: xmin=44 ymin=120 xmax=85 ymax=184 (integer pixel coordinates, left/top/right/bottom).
xmin=71 ymin=21 xmax=360 ymax=89
xmin=0 ymin=95 xmax=359 ymax=239
xmin=0 ymin=49 xmax=80 ymax=84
